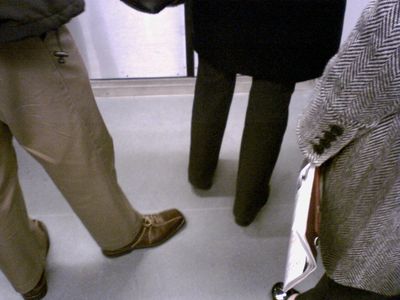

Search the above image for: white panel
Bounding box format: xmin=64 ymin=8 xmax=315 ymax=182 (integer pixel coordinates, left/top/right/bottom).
xmin=68 ymin=0 xmax=186 ymax=79
xmin=341 ymin=0 xmax=370 ymax=43
xmin=66 ymin=1 xmax=371 ymax=80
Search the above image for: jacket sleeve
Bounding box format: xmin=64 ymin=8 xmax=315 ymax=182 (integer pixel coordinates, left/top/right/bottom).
xmin=297 ymin=0 xmax=400 ymax=166
xmin=0 ymin=0 xmax=84 ymax=43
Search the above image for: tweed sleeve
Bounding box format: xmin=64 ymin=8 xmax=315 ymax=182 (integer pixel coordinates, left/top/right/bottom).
xmin=297 ymin=0 xmax=400 ymax=166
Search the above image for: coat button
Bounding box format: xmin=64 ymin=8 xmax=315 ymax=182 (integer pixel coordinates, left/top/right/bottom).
xmin=313 ymin=144 xmax=324 ymax=155
xmin=319 ymin=138 xmax=331 ymax=149
xmin=323 ymin=130 xmax=336 ymax=142
xmin=330 ymin=125 xmax=343 ymax=136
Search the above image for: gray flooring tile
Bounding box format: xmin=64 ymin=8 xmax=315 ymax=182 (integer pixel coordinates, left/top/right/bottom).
xmin=0 ymin=212 xmax=291 ymax=300
xmin=2 ymin=86 xmax=324 ymax=299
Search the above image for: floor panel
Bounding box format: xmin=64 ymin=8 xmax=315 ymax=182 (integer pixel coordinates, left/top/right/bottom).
xmin=0 ymin=86 xmax=323 ymax=299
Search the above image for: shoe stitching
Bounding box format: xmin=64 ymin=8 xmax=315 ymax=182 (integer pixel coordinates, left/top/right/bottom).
xmin=103 ymin=219 xmax=147 ymax=255
xmin=127 ymin=224 xmax=147 ymax=250
xmin=104 ymin=214 xmax=184 ymax=255
xmin=133 ymin=217 xmax=186 ymax=249
xmin=140 ymin=215 xmax=184 ymax=244
xmin=145 ymin=216 xmax=184 ymax=227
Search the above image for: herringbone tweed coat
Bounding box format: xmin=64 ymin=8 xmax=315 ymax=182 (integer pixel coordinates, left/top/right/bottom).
xmin=297 ymin=0 xmax=400 ymax=296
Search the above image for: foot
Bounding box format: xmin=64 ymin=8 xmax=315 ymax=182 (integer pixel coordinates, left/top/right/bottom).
xmin=22 ymin=272 xmax=47 ymax=300
xmin=189 ymin=176 xmax=213 ymax=190
xmin=234 ymin=187 xmax=270 ymax=226
xmin=234 ymin=206 xmax=264 ymax=227
xmin=22 ymin=220 xmax=50 ymax=300
xmin=235 ymin=215 xmax=255 ymax=227
xmin=102 ymin=209 xmax=186 ymax=258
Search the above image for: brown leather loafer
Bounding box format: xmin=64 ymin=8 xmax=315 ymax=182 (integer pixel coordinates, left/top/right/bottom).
xmin=22 ymin=272 xmax=48 ymax=300
xmin=22 ymin=220 xmax=50 ymax=300
xmin=102 ymin=209 xmax=185 ymax=258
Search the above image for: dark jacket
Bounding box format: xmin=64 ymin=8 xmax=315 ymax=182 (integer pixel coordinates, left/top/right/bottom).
xmin=0 ymin=0 xmax=84 ymax=43
xmin=192 ymin=0 xmax=347 ymax=82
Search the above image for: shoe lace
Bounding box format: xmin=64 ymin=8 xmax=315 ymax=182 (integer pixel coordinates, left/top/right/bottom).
xmin=143 ymin=214 xmax=163 ymax=227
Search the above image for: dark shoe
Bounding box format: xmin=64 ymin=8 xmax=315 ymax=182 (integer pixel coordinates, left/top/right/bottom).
xmin=22 ymin=272 xmax=47 ymax=300
xmin=271 ymin=282 xmax=299 ymax=300
xmin=234 ymin=187 xmax=270 ymax=226
xmin=189 ymin=175 xmax=213 ymax=190
xmin=22 ymin=220 xmax=50 ymax=300
xmin=235 ymin=215 xmax=255 ymax=227
xmin=102 ymin=209 xmax=186 ymax=258
xmin=234 ymin=203 xmax=266 ymax=227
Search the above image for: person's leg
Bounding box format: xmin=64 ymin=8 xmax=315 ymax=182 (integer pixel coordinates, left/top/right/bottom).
xmin=0 ymin=27 xmax=144 ymax=251
xmin=0 ymin=122 xmax=48 ymax=295
xmin=234 ymin=79 xmax=295 ymax=226
xmin=0 ymin=26 xmax=185 ymax=299
xmin=297 ymin=274 xmax=399 ymax=300
xmin=188 ymin=57 xmax=236 ymax=189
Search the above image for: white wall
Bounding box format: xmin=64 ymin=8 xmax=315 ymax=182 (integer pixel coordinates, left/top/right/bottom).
xmin=341 ymin=0 xmax=371 ymax=42
xmin=68 ymin=0 xmax=371 ymax=80
xmin=68 ymin=0 xmax=186 ymax=79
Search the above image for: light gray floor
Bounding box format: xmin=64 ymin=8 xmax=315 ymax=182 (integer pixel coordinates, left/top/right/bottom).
xmin=0 ymin=84 xmax=323 ymax=299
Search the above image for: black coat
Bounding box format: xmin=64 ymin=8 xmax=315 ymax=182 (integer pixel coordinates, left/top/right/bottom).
xmin=0 ymin=0 xmax=84 ymax=42
xmin=192 ymin=0 xmax=347 ymax=82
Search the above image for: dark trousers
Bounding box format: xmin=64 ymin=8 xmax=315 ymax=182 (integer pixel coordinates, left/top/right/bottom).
xmin=298 ymin=274 xmax=400 ymax=300
xmin=189 ymin=57 xmax=295 ymax=224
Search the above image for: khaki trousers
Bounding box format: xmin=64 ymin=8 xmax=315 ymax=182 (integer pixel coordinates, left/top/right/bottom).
xmin=0 ymin=27 xmax=142 ymax=293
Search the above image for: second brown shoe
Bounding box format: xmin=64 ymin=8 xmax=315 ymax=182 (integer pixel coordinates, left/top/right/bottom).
xmin=102 ymin=209 xmax=185 ymax=258
xmin=22 ymin=220 xmax=50 ymax=300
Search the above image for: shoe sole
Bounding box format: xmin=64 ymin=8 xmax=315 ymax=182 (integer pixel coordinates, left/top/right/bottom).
xmin=23 ymin=280 xmax=48 ymax=300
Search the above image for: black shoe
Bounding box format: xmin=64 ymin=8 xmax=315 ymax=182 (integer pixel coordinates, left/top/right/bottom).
xmin=188 ymin=176 xmax=213 ymax=190
xmin=234 ymin=186 xmax=270 ymax=226
xmin=234 ymin=202 xmax=266 ymax=227
xmin=235 ymin=216 xmax=255 ymax=227
xmin=271 ymin=282 xmax=299 ymax=300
